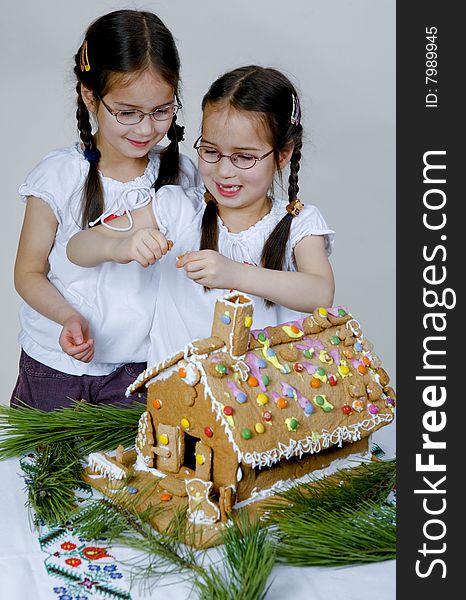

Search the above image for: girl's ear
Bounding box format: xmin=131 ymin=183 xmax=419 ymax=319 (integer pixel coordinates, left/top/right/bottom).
xmin=278 ymin=143 xmax=294 ymax=169
xmin=80 ymin=84 xmax=98 ymax=113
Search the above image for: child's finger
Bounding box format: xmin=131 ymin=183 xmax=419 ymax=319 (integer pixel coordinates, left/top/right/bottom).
xmin=65 ymin=341 xmax=91 ymax=356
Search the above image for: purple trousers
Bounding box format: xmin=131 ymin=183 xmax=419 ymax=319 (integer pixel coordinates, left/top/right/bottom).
xmin=10 ymin=350 xmax=146 ymax=411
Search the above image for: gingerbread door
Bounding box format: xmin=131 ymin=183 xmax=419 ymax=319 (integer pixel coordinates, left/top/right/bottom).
xmin=154 ymin=424 xmax=184 ymax=473
xmin=194 ymin=441 xmax=212 ymax=480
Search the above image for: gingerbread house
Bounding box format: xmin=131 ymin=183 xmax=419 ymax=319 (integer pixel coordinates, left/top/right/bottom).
xmin=122 ymin=293 xmax=395 ymax=525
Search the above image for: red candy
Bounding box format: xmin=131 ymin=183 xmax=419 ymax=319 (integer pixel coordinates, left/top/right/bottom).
xmin=223 ymin=406 xmax=234 ymax=416
xmin=204 ymin=426 xmax=213 ymax=438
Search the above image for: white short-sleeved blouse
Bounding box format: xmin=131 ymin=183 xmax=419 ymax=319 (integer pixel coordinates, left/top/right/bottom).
xmin=149 ymin=185 xmax=335 ymax=367
xmin=18 ymin=144 xmax=200 ymax=375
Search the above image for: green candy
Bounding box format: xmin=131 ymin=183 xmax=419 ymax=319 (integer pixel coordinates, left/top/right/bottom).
xmin=258 ymin=332 xmax=267 ymax=342
xmin=289 ymin=418 xmax=299 ymax=430
xmin=338 ymin=308 xmax=347 ymax=317
xmin=262 ymin=375 xmax=270 ymax=386
xmin=216 ymin=363 xmax=227 ymax=374
xmin=316 ymin=367 xmax=326 ymax=377
xmin=315 ymin=396 xmax=325 ymax=406
xmin=241 ymin=428 xmax=252 ymax=440
xmin=330 ymin=335 xmax=341 ymax=345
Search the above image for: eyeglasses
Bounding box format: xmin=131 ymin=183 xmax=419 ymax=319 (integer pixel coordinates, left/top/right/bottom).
xmin=193 ymin=136 xmax=274 ymax=170
xmin=98 ymin=96 xmax=181 ymax=125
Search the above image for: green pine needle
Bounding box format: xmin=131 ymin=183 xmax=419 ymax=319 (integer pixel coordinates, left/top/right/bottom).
xmin=0 ymin=400 xmax=145 ymax=459
xmin=193 ymin=512 xmax=276 ymax=600
xmin=20 ymin=441 xmax=86 ymax=526
xmin=265 ymin=459 xmax=396 ymax=566
xmin=275 ymin=500 xmax=396 ymax=565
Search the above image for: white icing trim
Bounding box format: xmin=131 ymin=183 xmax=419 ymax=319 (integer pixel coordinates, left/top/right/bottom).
xmin=234 ymin=450 xmax=371 ymax=508
xmin=87 ymin=452 xmax=126 ymax=481
xmin=239 ymin=413 xmax=393 ymax=469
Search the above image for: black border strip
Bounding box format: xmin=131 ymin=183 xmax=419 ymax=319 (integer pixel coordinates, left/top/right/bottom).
xmin=397 ymin=2 xmax=461 ymax=595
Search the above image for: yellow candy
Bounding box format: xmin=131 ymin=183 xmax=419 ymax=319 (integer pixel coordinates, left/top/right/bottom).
xmin=256 ymin=393 xmax=269 ymax=405
xmin=245 ymin=315 xmax=253 ymax=328
xmin=181 ymin=418 xmax=190 ymax=429
xmin=318 ymin=307 xmax=328 ymax=317
xmin=196 ymin=454 xmax=205 ymax=465
xmin=159 ymin=434 xmax=169 ymax=445
xmin=255 ymin=423 xmax=265 ymax=434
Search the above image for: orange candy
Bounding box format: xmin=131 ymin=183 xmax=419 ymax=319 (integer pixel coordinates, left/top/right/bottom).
xmin=247 ymin=375 xmax=259 ymax=387
xmin=362 ymin=356 xmax=371 ymax=366
xmin=160 ymin=493 xmax=172 ymax=502
xmin=357 ymin=365 xmax=367 ymax=374
xmin=276 ymin=397 xmax=288 ymax=409
xmin=178 ymin=367 xmax=187 ymax=378
xmin=290 ymin=325 xmax=300 ymax=334
xmin=153 ymin=399 xmax=162 ymax=410
xmin=310 ymin=378 xmax=321 ymax=388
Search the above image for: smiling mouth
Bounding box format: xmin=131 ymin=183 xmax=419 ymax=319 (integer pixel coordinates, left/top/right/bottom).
xmin=127 ymin=139 xmax=151 ymax=147
xmin=216 ymin=183 xmax=242 ymax=195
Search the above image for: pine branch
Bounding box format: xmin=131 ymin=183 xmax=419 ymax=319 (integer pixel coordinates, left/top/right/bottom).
xmin=193 ymin=512 xmax=276 ymax=600
xmin=20 ymin=441 xmax=86 ymax=526
xmin=274 ymin=500 xmax=396 ymax=565
xmin=0 ymin=401 xmax=145 ymax=459
xmin=265 ymin=458 xmax=396 ymax=517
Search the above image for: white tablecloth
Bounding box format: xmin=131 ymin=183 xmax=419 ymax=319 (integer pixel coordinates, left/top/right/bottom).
xmin=0 ymin=427 xmax=396 ymax=600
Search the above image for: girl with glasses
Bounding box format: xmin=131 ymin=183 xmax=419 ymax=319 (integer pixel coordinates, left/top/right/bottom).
xmin=67 ymin=66 xmax=335 ymax=368
xmin=11 ymin=10 xmax=200 ymax=410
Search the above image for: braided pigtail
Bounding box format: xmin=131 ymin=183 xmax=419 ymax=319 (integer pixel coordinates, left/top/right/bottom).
xmin=75 ymin=82 xmax=104 ymax=229
xmin=261 ymin=125 xmax=303 ymax=271
xmin=153 ymin=114 xmax=185 ymax=192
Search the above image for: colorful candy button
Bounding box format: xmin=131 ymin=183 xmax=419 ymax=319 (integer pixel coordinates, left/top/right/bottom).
xmin=256 ymin=393 xmax=269 ymax=406
xmin=255 ymin=423 xmax=265 ymax=434
xmin=263 ymin=411 xmax=273 ymax=421
xmin=242 ymin=428 xmax=253 ymax=440
xmin=330 ymin=335 xmax=341 ymax=345
xmin=318 ymin=308 xmax=328 ymax=317
xmin=245 ymin=316 xmax=253 ymax=328
xmin=159 ymin=434 xmax=169 ymax=445
xmin=221 ymin=313 xmax=231 ymax=325
xmin=338 ymin=308 xmax=347 ymax=317
xmin=216 ymin=363 xmax=228 ymax=375
xmin=204 ymin=426 xmax=214 ymax=438
xmin=181 ymin=418 xmax=190 ymax=429
xmin=196 ymin=454 xmax=205 ymax=465
xmin=262 ymin=375 xmax=270 ymax=386
xmin=160 ymin=492 xmax=172 ymax=502
xmin=310 ymin=378 xmax=321 ymax=389
xmin=247 ymin=376 xmax=259 ymax=387
xmin=368 ymin=403 xmax=379 ymax=415
xmin=328 ymin=375 xmax=337 ymax=386
xmin=276 ymin=397 xmax=288 ymax=409
xmin=303 ymin=348 xmax=314 ymax=359
xmin=223 ymin=405 xmax=234 ymax=416
xmin=285 ymin=417 xmax=299 ymax=431
xmin=153 ymin=399 xmax=162 ymax=410
xmin=342 ymin=404 xmax=352 ymax=415
xmin=313 ymin=394 xmax=334 ymax=412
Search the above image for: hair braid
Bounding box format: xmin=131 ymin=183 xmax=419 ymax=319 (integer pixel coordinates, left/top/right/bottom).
xmin=153 ymin=115 xmax=185 ymax=193
xmin=75 ymin=83 xmax=104 ymax=229
xmin=287 ymin=125 xmax=303 ymax=202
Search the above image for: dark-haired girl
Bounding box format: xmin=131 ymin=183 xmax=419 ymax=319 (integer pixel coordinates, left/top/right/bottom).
xmin=12 ymin=10 xmax=199 ymax=409
xmin=67 ymin=66 xmax=335 ymax=367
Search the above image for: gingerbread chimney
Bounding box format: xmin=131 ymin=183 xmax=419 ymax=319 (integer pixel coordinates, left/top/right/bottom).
xmin=211 ymin=294 xmax=254 ymax=358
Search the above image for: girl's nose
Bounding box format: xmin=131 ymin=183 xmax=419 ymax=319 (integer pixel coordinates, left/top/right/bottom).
xmin=133 ymin=114 xmax=156 ymax=136
xmin=216 ymin=155 xmax=236 ymax=178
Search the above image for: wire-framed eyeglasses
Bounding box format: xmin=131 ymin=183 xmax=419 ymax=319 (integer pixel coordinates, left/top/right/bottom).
xmin=193 ymin=136 xmax=274 ymax=170
xmin=98 ymin=96 xmax=181 ymax=125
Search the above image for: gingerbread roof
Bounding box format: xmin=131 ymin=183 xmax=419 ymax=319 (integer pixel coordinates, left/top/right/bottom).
xmin=127 ymin=295 xmax=396 ymax=469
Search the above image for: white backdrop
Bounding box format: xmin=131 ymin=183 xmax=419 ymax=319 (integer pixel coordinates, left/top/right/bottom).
xmin=0 ymin=0 xmax=395 ymax=451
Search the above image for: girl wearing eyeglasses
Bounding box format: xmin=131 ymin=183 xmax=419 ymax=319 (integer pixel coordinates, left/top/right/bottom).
xmin=67 ymin=66 xmax=335 ymax=368
xmin=11 ymin=10 xmax=200 ymax=410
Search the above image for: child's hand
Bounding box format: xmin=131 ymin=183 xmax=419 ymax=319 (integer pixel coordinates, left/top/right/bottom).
xmin=177 ymin=250 xmax=239 ymax=290
xmin=59 ymin=313 xmax=95 ymax=363
xmin=112 ymin=228 xmax=172 ymax=267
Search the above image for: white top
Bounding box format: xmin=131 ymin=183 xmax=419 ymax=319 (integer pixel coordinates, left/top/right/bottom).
xmin=149 ymin=186 xmax=335 ymax=367
xmin=18 ymin=144 xmax=200 ymax=375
